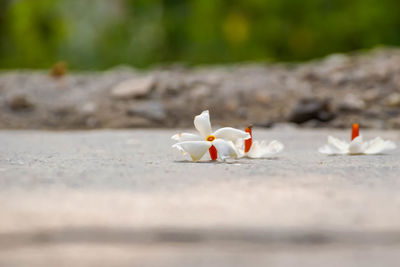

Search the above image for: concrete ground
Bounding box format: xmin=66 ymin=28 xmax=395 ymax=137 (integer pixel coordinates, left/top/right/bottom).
xmin=0 ymin=127 xmax=400 ymax=266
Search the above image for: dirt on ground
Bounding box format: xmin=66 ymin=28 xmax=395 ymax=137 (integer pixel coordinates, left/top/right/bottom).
xmin=1 ymin=48 xmax=400 ymax=129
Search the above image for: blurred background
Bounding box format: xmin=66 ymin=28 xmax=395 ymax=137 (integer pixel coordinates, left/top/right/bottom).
xmin=1 ymin=0 xmax=400 ymax=70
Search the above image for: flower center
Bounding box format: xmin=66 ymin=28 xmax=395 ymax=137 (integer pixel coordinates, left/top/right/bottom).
xmin=351 ymin=123 xmax=359 ymax=140
xmin=206 ymin=135 xmax=216 ymax=142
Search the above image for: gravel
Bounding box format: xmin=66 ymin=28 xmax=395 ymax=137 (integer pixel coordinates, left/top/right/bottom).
xmin=2 ymin=48 xmax=400 ymax=129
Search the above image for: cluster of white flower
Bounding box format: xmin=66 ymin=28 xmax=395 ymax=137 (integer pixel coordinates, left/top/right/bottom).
xmin=171 ymin=110 xmax=283 ymax=162
xmin=172 ymin=111 xmax=397 ymax=162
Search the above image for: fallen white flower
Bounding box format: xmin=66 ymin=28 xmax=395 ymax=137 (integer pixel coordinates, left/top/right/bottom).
xmin=172 ymin=110 xmax=250 ymax=162
xmin=319 ymin=124 xmax=396 ymax=155
xmin=236 ymin=126 xmax=284 ymax=158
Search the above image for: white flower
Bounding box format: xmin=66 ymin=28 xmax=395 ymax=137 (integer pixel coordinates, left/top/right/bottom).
xmin=236 ymin=126 xmax=284 ymax=158
xmin=319 ymin=124 xmax=396 ymax=155
xmin=172 ymin=110 xmax=250 ymax=162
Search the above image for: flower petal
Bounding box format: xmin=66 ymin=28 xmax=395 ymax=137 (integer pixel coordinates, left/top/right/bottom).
xmin=319 ymin=136 xmax=349 ymax=155
xmin=194 ymin=110 xmax=212 ymax=138
xmin=212 ymin=139 xmax=239 ymax=160
xmin=171 ymin=133 xmax=202 ymax=142
xmin=349 ymin=136 xmax=366 ymax=154
xmin=327 ymin=136 xmax=349 ymax=151
xmin=364 ymin=137 xmax=397 ymax=154
xmin=172 ymin=141 xmax=211 ymax=162
xmin=246 ymin=140 xmax=284 ymax=158
xmin=213 ymin=127 xmax=251 ymax=142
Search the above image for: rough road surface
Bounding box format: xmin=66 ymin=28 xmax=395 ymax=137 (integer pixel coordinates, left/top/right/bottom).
xmin=1 ymin=127 xmax=400 ymax=266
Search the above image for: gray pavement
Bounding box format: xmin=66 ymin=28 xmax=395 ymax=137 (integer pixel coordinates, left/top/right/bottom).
xmin=0 ymin=127 xmax=400 ymax=266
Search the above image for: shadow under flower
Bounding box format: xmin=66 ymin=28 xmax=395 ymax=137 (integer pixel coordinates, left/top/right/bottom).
xmin=243 ymin=156 xmax=281 ymax=161
xmin=173 ymin=160 xmax=225 ymax=164
xmin=326 ymin=153 xmax=390 ymax=157
xmin=173 ymin=159 xmax=254 ymax=164
xmin=173 ymin=157 xmax=282 ymax=164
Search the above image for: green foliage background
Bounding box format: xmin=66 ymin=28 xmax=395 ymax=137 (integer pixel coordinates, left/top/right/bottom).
xmin=1 ymin=0 xmax=400 ymax=69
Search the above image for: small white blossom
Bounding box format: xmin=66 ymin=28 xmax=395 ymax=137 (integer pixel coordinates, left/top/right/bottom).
xmin=319 ymin=135 xmax=396 ymax=155
xmin=172 ymin=110 xmax=250 ymax=162
xmin=236 ymin=126 xmax=284 ymax=158
xmin=319 ymin=124 xmax=396 ymax=155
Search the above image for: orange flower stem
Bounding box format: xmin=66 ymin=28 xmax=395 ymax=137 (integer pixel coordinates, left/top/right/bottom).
xmin=244 ymin=126 xmax=253 ymax=153
xmin=209 ymin=145 xmax=218 ymax=160
xmin=351 ymin=123 xmax=359 ymax=140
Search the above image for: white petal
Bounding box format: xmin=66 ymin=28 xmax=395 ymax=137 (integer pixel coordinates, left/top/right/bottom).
xmin=194 ymin=110 xmax=212 ymax=138
xmin=246 ymin=140 xmax=284 ymax=158
xmin=327 ymin=136 xmax=349 ymax=151
xmin=171 ymin=133 xmax=202 ymax=142
xmin=349 ymin=136 xmax=366 ymax=154
xmin=319 ymin=136 xmax=349 ymax=155
xmin=364 ymin=137 xmax=397 ymax=154
xmin=172 ymin=141 xmax=211 ymax=162
xmin=213 ymin=127 xmax=251 ymax=142
xmin=234 ymin=138 xmax=245 ymax=150
xmin=384 ymin=140 xmax=397 ymax=151
xmin=212 ymin=139 xmax=239 ymax=160
xmin=229 ymin=138 xmax=246 ymax=158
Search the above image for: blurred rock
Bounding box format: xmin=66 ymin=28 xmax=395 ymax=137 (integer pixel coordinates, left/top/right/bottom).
xmin=189 ymin=85 xmax=211 ymax=99
xmin=254 ymin=90 xmax=270 ymax=104
xmin=338 ymin=94 xmax=366 ymax=112
xmin=224 ymin=99 xmax=239 ymax=112
xmin=388 ymin=117 xmax=400 ymax=128
xmin=363 ymin=89 xmax=380 ymax=102
xmin=386 ymin=93 xmax=400 ymax=107
xmin=359 ymin=118 xmax=384 ymax=129
xmin=289 ymin=98 xmax=335 ymax=124
xmin=236 ymin=107 xmax=248 ymax=119
xmin=127 ymin=101 xmax=166 ymax=123
xmin=363 ymin=108 xmax=381 ymax=119
xmin=81 ymin=102 xmax=97 ymax=115
xmin=7 ymin=95 xmax=34 ymax=111
xmin=111 ymin=76 xmax=154 ymax=99
xmin=385 ymin=108 xmax=400 ymax=117
xmin=85 ymin=117 xmax=100 ymax=128
xmin=2 ymin=48 xmax=400 ymax=129
xmin=254 ymin=120 xmax=274 ymax=128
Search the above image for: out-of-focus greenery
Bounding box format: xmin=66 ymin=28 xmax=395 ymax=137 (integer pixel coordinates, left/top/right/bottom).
xmin=1 ymin=0 xmax=400 ymax=69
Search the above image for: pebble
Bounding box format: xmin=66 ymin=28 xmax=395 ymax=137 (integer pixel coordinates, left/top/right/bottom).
xmin=127 ymin=101 xmax=166 ymax=122
xmin=386 ymin=93 xmax=400 ymax=107
xmin=289 ymin=98 xmax=335 ymax=124
xmin=7 ymin=94 xmax=34 ymax=111
xmin=338 ymin=94 xmax=366 ymax=112
xmin=81 ymin=102 xmax=97 ymax=115
xmin=2 ymin=48 xmax=400 ymax=129
xmin=388 ymin=117 xmax=400 ymax=128
xmin=363 ymin=89 xmax=380 ymax=102
xmin=254 ymin=90 xmax=270 ymax=104
xmin=111 ymin=76 xmax=154 ymax=99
